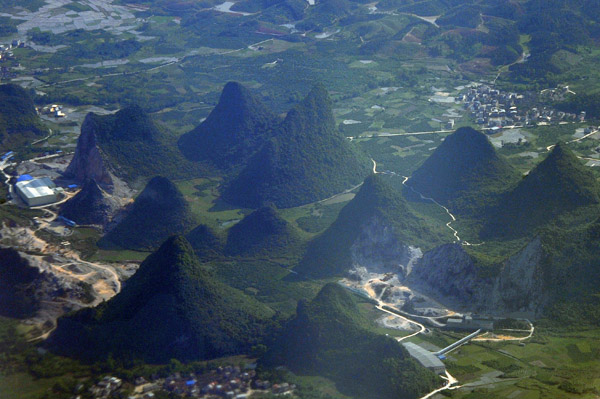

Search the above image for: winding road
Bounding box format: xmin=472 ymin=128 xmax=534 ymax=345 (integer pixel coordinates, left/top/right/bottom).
xmin=371 ymin=159 xmax=483 ymax=246
xmin=361 ymin=282 xmax=462 ymax=398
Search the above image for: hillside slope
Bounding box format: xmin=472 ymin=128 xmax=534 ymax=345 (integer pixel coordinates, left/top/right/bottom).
xmin=0 ymin=84 xmax=47 ymax=151
xmin=60 ymin=179 xmax=119 ymax=226
xmin=408 ymin=127 xmax=518 ymax=214
xmin=0 ymin=248 xmax=40 ymax=318
xmin=185 ymin=224 xmax=224 ymax=260
xmin=262 ymin=283 xmax=439 ymax=399
xmin=65 ymin=105 xmax=203 ymax=187
xmin=223 ymin=84 xmax=370 ymax=208
xmin=49 ymin=236 xmax=275 ymax=362
xmin=482 ymin=143 xmax=599 ymax=238
xmin=178 ymin=82 xmax=277 ymax=169
xmin=99 ymin=176 xmax=196 ymax=250
xmin=298 ymin=174 xmax=442 ymax=277
xmin=224 ymin=206 xmax=301 ymax=257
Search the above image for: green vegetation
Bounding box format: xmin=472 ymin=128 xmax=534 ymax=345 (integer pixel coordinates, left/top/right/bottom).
xmin=185 ymin=224 xmax=224 ymax=259
xmin=0 ymin=248 xmax=40 ymax=318
xmin=0 ymin=17 xmax=18 ymax=37
xmin=50 ymin=236 xmax=277 ymax=363
xmin=482 ymin=143 xmax=600 ymax=238
xmin=4 ymin=1 xmax=600 ymax=397
xmin=433 ymin=327 xmax=600 ymax=398
xmin=299 ymin=174 xmax=445 ymax=277
xmin=99 ymin=176 xmax=196 ymax=250
xmin=73 ymin=105 xmax=205 ymax=184
xmin=408 ymin=127 xmax=519 ymax=217
xmin=210 ymin=258 xmax=319 ymax=314
xmin=60 ymin=179 xmax=119 ymax=226
xmin=0 ymin=0 xmax=44 ymax=12
xmin=0 ymin=84 xmax=47 ymax=152
xmin=262 ymin=283 xmax=440 ymax=399
xmin=178 ymin=82 xmax=277 ymax=169
xmin=225 ymin=206 xmax=303 ymax=258
xmin=223 ymin=84 xmax=370 ymax=208
xmin=296 ymin=201 xmax=348 ymax=233
xmin=0 ymin=205 xmax=43 ymax=227
xmin=540 ymin=218 xmax=600 ymax=325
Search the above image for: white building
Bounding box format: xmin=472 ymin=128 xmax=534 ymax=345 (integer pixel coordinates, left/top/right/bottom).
xmin=402 ymin=342 xmax=446 ymax=374
xmin=15 ymin=177 xmax=58 ymax=206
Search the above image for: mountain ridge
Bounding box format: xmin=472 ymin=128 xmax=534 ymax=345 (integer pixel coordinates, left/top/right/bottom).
xmin=482 ymin=142 xmax=600 ymax=238
xmin=407 ymin=126 xmax=519 ymax=214
xmin=261 ymin=283 xmax=439 ymax=399
xmin=99 ymin=176 xmax=196 ymax=250
xmin=223 ymin=84 xmax=370 ymax=208
xmin=49 ymin=235 xmax=275 ymax=362
xmin=178 ymin=82 xmax=278 ymax=169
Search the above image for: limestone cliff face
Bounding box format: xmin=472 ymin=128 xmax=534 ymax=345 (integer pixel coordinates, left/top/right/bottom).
xmin=350 ymin=216 xmax=418 ymax=277
xmin=346 ymin=214 xmax=548 ymax=314
xmin=64 ymin=115 xmax=113 ymax=188
xmin=407 ymin=237 xmax=547 ymax=314
xmin=407 ymin=243 xmax=489 ymax=306
xmin=489 ymin=237 xmax=547 ymax=313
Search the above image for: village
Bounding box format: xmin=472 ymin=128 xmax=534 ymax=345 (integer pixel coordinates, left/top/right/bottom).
xmin=81 ymin=365 xmax=295 ymax=399
xmin=0 ymin=39 xmax=25 ymax=80
xmin=459 ymin=84 xmax=586 ymax=129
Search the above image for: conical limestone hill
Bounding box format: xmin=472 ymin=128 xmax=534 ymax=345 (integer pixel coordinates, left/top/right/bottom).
xmin=60 ymin=179 xmax=119 ymax=226
xmin=50 ymin=236 xmax=275 ymax=362
xmin=99 ymin=176 xmax=196 ymax=250
xmin=224 ymin=205 xmax=301 ymax=257
xmin=261 ymin=283 xmax=439 ymax=399
xmin=65 ymin=105 xmax=203 ymax=187
xmin=223 ymin=84 xmax=370 ymax=208
xmin=482 ymin=143 xmax=600 ymax=237
xmin=408 ymin=126 xmax=518 ymax=213
xmin=185 ymin=224 xmax=224 ymax=259
xmin=178 ymin=82 xmax=277 ymax=168
xmin=298 ymin=174 xmax=440 ymax=277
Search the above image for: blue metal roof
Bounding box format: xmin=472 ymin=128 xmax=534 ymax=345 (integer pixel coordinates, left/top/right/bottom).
xmin=17 ymin=174 xmax=33 ymax=182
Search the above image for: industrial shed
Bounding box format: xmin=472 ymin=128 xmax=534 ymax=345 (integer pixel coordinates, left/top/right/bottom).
xmin=402 ymin=342 xmax=446 ymax=374
xmin=15 ymin=177 xmax=58 ymax=207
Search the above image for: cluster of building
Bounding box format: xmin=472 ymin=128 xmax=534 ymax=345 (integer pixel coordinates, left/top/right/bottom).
xmin=122 ymin=365 xmax=295 ymax=399
xmin=540 ymin=85 xmax=577 ymax=102
xmin=39 ymin=104 xmax=66 ymax=118
xmin=0 ymin=39 xmax=23 ymax=61
xmin=459 ymin=84 xmax=584 ymax=128
xmin=1 ymin=150 xmax=14 ymax=162
xmin=87 ymin=376 xmax=123 ymax=399
xmin=0 ymin=40 xmax=24 ymax=79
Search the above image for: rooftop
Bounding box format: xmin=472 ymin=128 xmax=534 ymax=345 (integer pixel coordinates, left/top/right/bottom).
xmin=16 ymin=177 xmax=56 ymax=199
xmin=402 ymin=342 xmax=445 ymax=371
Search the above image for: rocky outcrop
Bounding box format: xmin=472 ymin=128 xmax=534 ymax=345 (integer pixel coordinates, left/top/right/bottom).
xmin=407 ymin=237 xmax=547 ymax=314
xmin=489 ymin=237 xmax=546 ymax=313
xmin=60 ymin=179 xmax=120 ymax=227
xmin=407 ymin=243 xmax=489 ymax=306
xmin=64 ymin=115 xmax=114 ymax=189
xmin=350 ymin=216 xmax=420 ymax=277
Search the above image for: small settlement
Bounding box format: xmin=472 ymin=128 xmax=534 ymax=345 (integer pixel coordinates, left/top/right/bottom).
xmin=83 ymin=365 xmax=296 ymax=399
xmin=459 ymin=84 xmax=585 ymax=128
